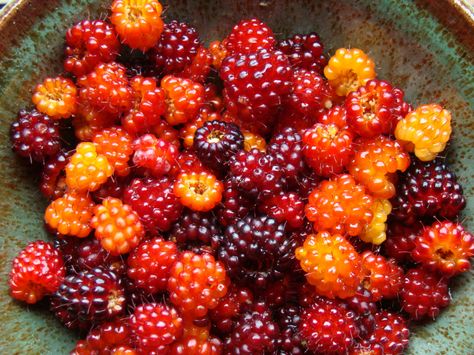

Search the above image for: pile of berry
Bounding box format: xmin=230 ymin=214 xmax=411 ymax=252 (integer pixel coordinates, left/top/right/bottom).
xmin=7 ymin=0 xmax=473 ymax=354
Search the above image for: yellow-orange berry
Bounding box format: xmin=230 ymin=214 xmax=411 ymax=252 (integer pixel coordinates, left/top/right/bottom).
xmin=110 ymin=0 xmax=164 ymax=51
xmin=296 ymin=232 xmax=363 ymax=299
xmin=359 ymin=199 xmax=392 ymax=245
xmin=243 ymin=130 xmax=267 ymax=152
xmin=44 ymin=190 xmax=95 ymax=237
xmin=305 ymin=174 xmax=374 ymax=237
xmin=395 ymin=104 xmax=451 ymax=161
xmin=349 ymin=136 xmax=410 ymax=199
xmin=209 ymin=40 xmax=228 ymax=69
xmin=66 ymin=142 xmax=114 ymax=192
xmin=93 ymin=127 xmax=133 ymax=177
xmin=324 ymin=48 xmax=376 ymax=97
xmin=32 ymin=77 xmax=77 ymax=119
xmin=91 ymin=197 xmax=144 ymax=255
xmin=173 ymin=171 xmax=223 ymax=212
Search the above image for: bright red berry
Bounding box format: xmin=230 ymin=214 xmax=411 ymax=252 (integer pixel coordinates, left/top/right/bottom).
xmin=224 ymin=18 xmax=276 ymax=55
xmin=132 ymin=134 xmax=178 ymax=177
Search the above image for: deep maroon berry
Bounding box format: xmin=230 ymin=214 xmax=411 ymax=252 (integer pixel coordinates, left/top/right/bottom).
xmin=40 ymin=150 xmax=71 ymax=200
xmin=344 ymin=285 xmax=377 ymax=337
xmin=392 ymin=158 xmax=466 ymax=224
xmin=278 ymin=32 xmax=326 ymax=73
xmin=383 ymin=222 xmax=421 ymax=264
xmin=90 ymin=176 xmax=129 ymax=204
xmin=193 ymin=120 xmax=244 ymax=172
xmin=275 ymin=305 xmax=306 ymax=354
xmin=217 ymin=179 xmax=254 ymax=227
xmin=10 ymin=109 xmax=61 ymax=163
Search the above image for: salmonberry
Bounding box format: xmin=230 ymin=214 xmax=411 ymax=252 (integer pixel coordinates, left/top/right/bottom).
xmin=258 ymin=192 xmax=305 ymax=230
xmin=296 ymin=232 xmax=363 ymax=299
xmin=180 ymin=46 xmax=213 ymax=83
xmin=151 ymin=118 xmax=181 ymax=146
xmin=132 ymin=134 xmax=178 ymax=177
xmin=127 ymin=237 xmax=178 ymax=294
xmin=349 ymin=136 xmax=410 ymax=199
xmin=242 ymin=130 xmax=266 ymax=152
xmin=10 ymin=109 xmax=61 ymax=163
xmin=224 ymin=18 xmax=276 ymax=55
xmin=93 ymin=126 xmax=133 ymax=177
xmin=45 ymin=190 xmax=95 ymax=238
xmin=173 ymin=171 xmax=223 ymax=212
xmin=124 ymin=177 xmax=183 ymax=233
xmin=40 ymin=150 xmax=71 ymax=200
xmin=209 ymin=40 xmax=228 ymax=69
xmin=161 ymin=75 xmax=205 ymax=125
xmin=9 ymin=241 xmax=65 ymax=304
xmin=51 ymin=267 xmax=125 ymax=329
xmin=91 ymin=176 xmax=130 ymax=203
xmin=367 ymin=311 xmax=409 ymax=354
xmin=274 ymin=305 xmax=306 ymax=354
xmin=302 ymin=123 xmax=354 ymax=177
xmin=278 ymin=32 xmax=326 ymax=72
xmin=170 ymin=151 xmax=206 ymax=176
xmin=217 ymin=179 xmax=254 ymax=226
xmin=324 ymin=48 xmax=376 ymax=97
xmin=359 ymin=198 xmax=392 ymax=245
xmin=305 ymin=174 xmax=373 ymax=236
xmin=73 ymin=102 xmax=117 ymax=142
xmin=413 ymin=221 xmax=474 ymax=276
xmin=122 ymin=76 xmax=166 ymax=134
xmin=32 ymin=76 xmax=77 ymax=119
xmin=318 ymin=104 xmax=348 ymax=128
xmin=400 ymin=268 xmax=450 ymax=320
xmin=395 ymin=104 xmax=451 ymax=161
xmin=168 ymin=251 xmax=229 ymax=319
xmin=170 ymin=320 xmax=222 ymax=355
xmin=110 ymin=0 xmax=164 ymax=51
xmin=66 ymin=142 xmax=114 ymax=192
xmin=180 ymin=106 xmax=221 ymax=149
xmin=290 ymin=69 xmax=330 ymax=116
xmin=220 ymin=49 xmax=292 ymax=123
xmin=383 ymin=222 xmax=421 ymax=264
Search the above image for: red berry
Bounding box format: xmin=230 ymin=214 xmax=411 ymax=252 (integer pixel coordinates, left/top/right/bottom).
xmin=40 ymin=150 xmax=71 ymax=200
xmin=217 ymin=179 xmax=254 ymax=227
xmin=383 ymin=222 xmax=421 ymax=264
xmin=132 ymin=134 xmax=178 ymax=177
xmin=366 ymin=311 xmax=409 ymax=354
xmin=290 ymin=69 xmax=330 ymax=116
xmin=258 ymin=192 xmax=305 ymax=230
xmin=278 ymin=32 xmax=326 ymax=73
xmin=318 ymin=105 xmax=348 ymax=128
xmin=224 ymin=18 xmax=276 ymax=55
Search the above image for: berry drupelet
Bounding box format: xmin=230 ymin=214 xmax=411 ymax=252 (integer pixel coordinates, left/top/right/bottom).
xmin=289 ymin=69 xmax=330 ymax=116
xmin=278 ymin=32 xmax=326 ymax=72
xmin=275 ymin=305 xmax=306 ymax=354
xmin=258 ymin=192 xmax=305 ymax=230
xmin=223 ymin=18 xmax=276 ymax=55
xmin=217 ymin=179 xmax=254 ymax=227
xmin=383 ymin=222 xmax=421 ymax=264
xmin=366 ymin=311 xmax=410 ymax=354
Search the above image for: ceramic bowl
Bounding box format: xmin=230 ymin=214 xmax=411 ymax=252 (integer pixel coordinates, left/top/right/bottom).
xmin=0 ymin=0 xmax=473 ymax=353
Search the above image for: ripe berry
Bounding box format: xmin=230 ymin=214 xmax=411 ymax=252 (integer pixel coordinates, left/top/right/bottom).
xmin=179 ymin=46 xmax=212 ymax=83
xmin=361 ymin=251 xmax=403 ymax=301
xmin=290 ymin=69 xmax=330 ymax=116
xmin=395 ymin=104 xmax=451 ymax=161
xmin=171 ymin=151 xmax=206 ymax=176
xmin=359 ymin=198 xmax=392 ymax=245
xmin=220 ymin=49 xmax=292 ymax=123
xmin=305 ymin=174 xmax=373 ymax=236
xmin=274 ymin=305 xmax=306 ymax=354
xmin=242 ymin=130 xmax=266 ymax=152
xmin=209 ymin=40 xmax=228 ymax=69
xmin=324 ymin=48 xmax=376 ymax=97
xmin=168 ymin=251 xmax=229 ymax=319
xmin=9 ymin=241 xmax=65 ymax=304
xmin=180 ymin=106 xmax=221 ymax=149
xmin=51 ymin=267 xmax=125 ymax=329
xmin=170 ymin=320 xmax=222 ymax=355
xmin=296 ymin=232 xmax=362 ymax=299
xmin=129 ymin=303 xmax=183 ymax=352
xmin=230 ymin=148 xmax=283 ymax=199
xmin=400 ymin=267 xmax=450 ymax=320
xmin=224 ymin=18 xmax=276 ymax=55
xmin=278 ymin=32 xmax=326 ymax=72
xmin=345 ymin=79 xmax=410 ymax=137
xmin=66 ymin=142 xmax=114 ymax=192
xmin=161 ymin=75 xmax=205 ymax=125
xmin=110 ymin=0 xmax=164 ymax=51
xmin=91 ymin=197 xmax=144 ymax=255
xmin=127 ymin=237 xmax=178 ymax=294
xmin=302 ymin=123 xmax=354 ymax=177
xmin=45 ymin=190 xmax=95 ymax=238
xmin=93 ymin=126 xmax=133 ymax=177
xmin=122 ymin=76 xmax=166 ymax=134
xmin=40 ymin=150 xmax=71 ymax=200
xmin=152 ymin=118 xmax=181 ymax=146
xmin=299 ymin=297 xmax=358 ymax=353
xmin=391 ymin=158 xmax=466 ymax=224
xmin=258 ymin=192 xmax=305 ymax=230
xmin=78 ymin=62 xmax=133 ymax=114
xmin=32 ymin=76 xmax=77 ymax=119
xmin=91 ymin=176 xmax=130 ymax=203
xmin=10 ymin=109 xmax=61 ymax=163
xmin=132 ymin=134 xmax=178 ymax=177
xmin=218 ymin=215 xmax=290 ymax=288
xmin=193 ymin=120 xmax=244 ymax=172
xmin=384 ymin=222 xmax=421 ymax=264
xmin=413 ymin=221 xmax=474 ymax=276
xmin=349 ymin=136 xmax=410 ymax=199
xmin=124 ymin=177 xmax=183 ymax=233
xmin=217 ymin=179 xmax=254 ymax=226
xmin=150 ymin=20 xmax=201 ymax=74
xmin=72 ymin=102 xmax=117 ymax=142
xmin=224 ymin=302 xmax=279 ymax=354
xmin=318 ymin=105 xmax=348 ymax=128
xmin=64 ymin=20 xmax=120 ymax=77
xmin=367 ymin=311 xmax=409 ymax=354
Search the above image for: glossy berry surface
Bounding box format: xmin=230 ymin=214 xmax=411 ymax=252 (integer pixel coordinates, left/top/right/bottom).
xmin=278 ymin=32 xmax=326 ymax=72
xmin=224 ymin=18 xmax=276 ymax=55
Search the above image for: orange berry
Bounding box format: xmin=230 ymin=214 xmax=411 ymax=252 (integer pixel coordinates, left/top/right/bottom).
xmin=180 ymin=106 xmax=221 ymax=149
xmin=161 ymin=75 xmax=205 ymax=125
xmin=243 ymin=130 xmax=266 ymax=152
xmin=170 ymin=319 xmax=222 ymax=355
xmin=395 ymin=104 xmax=451 ymax=161
xmin=91 ymin=197 xmax=145 ymax=255
xmin=93 ymin=127 xmax=133 ymax=177
xmin=349 ymin=136 xmax=410 ymax=199
xmin=32 ymin=76 xmax=77 ymax=119
xmin=324 ymin=48 xmax=376 ymax=97
xmin=305 ymin=174 xmax=374 ymax=237
xmin=66 ymin=142 xmax=114 ymax=192
xmin=359 ymin=198 xmax=392 ymax=245
xmin=45 ymin=190 xmax=95 ymax=237
xmin=209 ymin=40 xmax=228 ymax=69
xmin=296 ymin=232 xmax=363 ymax=299
xmin=174 ymin=171 xmax=224 ymax=212
xmin=110 ymin=0 xmax=164 ymax=51
xmin=72 ymin=102 xmax=117 ymax=141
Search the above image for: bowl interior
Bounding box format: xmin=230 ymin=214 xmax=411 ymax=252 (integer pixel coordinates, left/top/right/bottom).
xmin=0 ymin=0 xmax=473 ymax=353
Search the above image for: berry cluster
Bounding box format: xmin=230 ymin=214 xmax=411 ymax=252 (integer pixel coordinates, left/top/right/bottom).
xmin=7 ymin=2 xmax=473 ymax=354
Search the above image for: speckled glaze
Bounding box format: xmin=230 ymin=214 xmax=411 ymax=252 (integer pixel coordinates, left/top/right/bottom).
xmin=0 ymin=0 xmax=473 ymax=353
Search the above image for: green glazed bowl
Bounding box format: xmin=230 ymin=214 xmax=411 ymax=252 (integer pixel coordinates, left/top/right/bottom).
xmin=0 ymin=0 xmax=473 ymax=353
